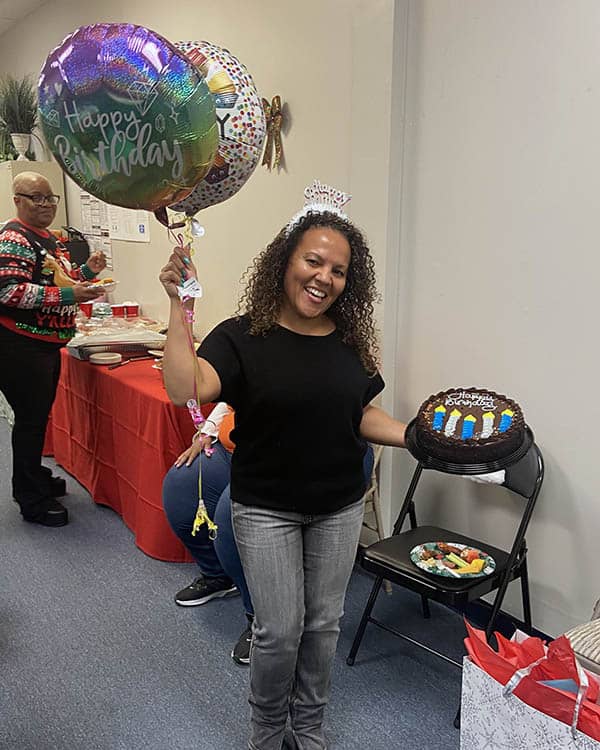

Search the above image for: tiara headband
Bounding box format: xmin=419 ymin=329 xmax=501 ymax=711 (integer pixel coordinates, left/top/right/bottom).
xmin=285 ymin=179 xmax=352 ymax=234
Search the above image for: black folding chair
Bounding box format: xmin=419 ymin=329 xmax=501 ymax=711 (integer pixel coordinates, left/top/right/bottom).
xmin=346 ymin=440 xmax=544 ymax=718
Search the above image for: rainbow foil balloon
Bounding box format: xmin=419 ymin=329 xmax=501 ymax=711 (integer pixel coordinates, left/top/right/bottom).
xmin=38 ymin=24 xmax=219 ymax=211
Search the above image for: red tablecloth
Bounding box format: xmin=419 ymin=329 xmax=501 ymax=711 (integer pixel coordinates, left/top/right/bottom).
xmin=44 ymin=350 xmax=210 ymax=562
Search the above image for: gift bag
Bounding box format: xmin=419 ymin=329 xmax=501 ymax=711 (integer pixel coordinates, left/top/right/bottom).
xmin=461 ymin=658 xmax=600 ymax=750
xmin=464 ymin=620 xmax=600 ymax=740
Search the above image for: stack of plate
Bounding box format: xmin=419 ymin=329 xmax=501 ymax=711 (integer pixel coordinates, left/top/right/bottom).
xmin=89 ymin=352 xmax=122 ymax=366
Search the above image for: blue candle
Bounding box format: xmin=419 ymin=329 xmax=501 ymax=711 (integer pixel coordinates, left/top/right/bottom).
xmin=499 ymin=409 xmax=514 ymax=433
xmin=432 ymin=405 xmax=446 ymax=431
xmin=461 ymin=414 xmax=476 ymax=439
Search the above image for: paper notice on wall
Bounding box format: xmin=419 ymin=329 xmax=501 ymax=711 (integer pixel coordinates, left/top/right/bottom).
xmin=80 ymin=192 xmax=110 ymax=237
xmin=80 ymin=192 xmax=113 ymax=269
xmin=107 ymin=205 xmax=150 ymax=242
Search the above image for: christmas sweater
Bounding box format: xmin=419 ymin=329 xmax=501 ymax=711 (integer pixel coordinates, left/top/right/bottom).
xmin=0 ymin=220 xmax=96 ymax=343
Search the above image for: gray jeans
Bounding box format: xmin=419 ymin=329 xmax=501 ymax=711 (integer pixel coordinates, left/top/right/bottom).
xmin=232 ymin=498 xmax=364 ymax=750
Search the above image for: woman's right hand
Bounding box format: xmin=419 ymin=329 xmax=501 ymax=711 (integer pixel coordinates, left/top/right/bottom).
xmin=173 ymin=434 xmax=213 ymax=467
xmin=159 ymin=246 xmax=198 ymax=299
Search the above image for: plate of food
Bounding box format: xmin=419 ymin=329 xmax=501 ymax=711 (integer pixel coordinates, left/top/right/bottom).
xmin=410 ymin=541 xmax=496 ymax=579
xmin=91 ymin=277 xmax=118 ymax=293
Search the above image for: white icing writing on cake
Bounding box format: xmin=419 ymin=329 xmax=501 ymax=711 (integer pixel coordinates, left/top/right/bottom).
xmin=444 ymin=391 xmax=497 ymax=411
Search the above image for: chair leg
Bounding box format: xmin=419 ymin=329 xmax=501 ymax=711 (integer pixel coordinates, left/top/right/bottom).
xmin=421 ymin=595 xmax=431 ymax=619
xmin=520 ymin=559 xmax=533 ymax=632
xmin=453 ymin=703 xmax=461 ymax=729
xmin=347 ymin=576 xmax=384 ymax=666
xmin=408 ymin=501 xmax=417 ymax=529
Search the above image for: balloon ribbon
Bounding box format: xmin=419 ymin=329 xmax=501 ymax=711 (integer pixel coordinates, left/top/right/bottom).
xmin=173 ymin=229 xmax=217 ymax=540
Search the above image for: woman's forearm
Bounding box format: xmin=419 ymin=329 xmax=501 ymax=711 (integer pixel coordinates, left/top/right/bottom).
xmin=360 ymin=405 xmax=407 ymax=448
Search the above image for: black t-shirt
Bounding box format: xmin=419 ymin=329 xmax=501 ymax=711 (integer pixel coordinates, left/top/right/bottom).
xmin=198 ymin=316 xmax=384 ymax=514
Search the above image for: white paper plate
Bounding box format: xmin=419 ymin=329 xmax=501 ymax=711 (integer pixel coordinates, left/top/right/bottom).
xmin=89 ymin=352 xmax=122 ymax=365
xmin=92 ymin=280 xmax=118 ymax=293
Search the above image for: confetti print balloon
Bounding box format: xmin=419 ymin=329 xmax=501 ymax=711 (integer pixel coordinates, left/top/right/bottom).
xmin=38 ymin=24 xmax=219 ymax=211
xmin=170 ymin=40 xmax=266 ymax=215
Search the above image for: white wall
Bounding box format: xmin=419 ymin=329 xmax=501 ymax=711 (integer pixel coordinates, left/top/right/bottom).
xmin=0 ymin=0 xmax=396 ymax=333
xmin=386 ymin=0 xmax=600 ymax=635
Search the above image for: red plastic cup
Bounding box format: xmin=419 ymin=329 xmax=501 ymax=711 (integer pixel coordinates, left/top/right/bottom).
xmin=79 ymin=302 xmax=93 ymax=317
xmin=125 ymin=303 xmax=139 ymax=317
xmin=111 ymin=304 xmax=126 ymax=317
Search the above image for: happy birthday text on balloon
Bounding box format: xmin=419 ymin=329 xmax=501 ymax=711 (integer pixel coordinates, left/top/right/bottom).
xmin=54 ymin=101 xmax=184 ymax=181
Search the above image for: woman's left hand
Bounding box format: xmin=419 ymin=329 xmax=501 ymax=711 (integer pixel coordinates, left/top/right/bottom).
xmin=174 ymin=434 xmax=213 ymax=467
xmin=87 ymin=251 xmax=107 ymax=274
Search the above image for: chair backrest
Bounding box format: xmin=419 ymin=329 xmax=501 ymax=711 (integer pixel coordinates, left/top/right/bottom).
xmin=393 ymin=442 xmax=545 ymax=542
xmin=502 ymin=443 xmax=544 ymax=501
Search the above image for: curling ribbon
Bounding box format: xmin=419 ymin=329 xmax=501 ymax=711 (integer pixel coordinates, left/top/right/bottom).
xmin=261 ymin=95 xmax=284 ymax=170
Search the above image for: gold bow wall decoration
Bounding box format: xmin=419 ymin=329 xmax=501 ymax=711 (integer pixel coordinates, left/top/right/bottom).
xmin=262 ymin=95 xmax=284 ymax=171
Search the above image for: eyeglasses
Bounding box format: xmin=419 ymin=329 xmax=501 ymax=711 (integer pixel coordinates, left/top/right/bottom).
xmin=15 ymin=193 xmax=61 ymax=206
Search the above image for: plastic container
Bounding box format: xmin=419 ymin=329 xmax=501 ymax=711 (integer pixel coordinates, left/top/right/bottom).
xmin=124 ymin=303 xmax=139 ymax=317
xmin=111 ymin=304 xmax=126 ymax=317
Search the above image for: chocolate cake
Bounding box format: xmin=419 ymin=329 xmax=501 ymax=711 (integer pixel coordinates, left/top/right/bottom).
xmin=414 ymin=388 xmax=526 ymax=464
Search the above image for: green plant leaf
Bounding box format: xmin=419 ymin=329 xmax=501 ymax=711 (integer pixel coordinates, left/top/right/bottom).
xmin=0 ymin=75 xmax=38 ymax=133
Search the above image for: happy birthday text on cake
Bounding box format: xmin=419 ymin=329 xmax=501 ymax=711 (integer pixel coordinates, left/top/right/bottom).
xmin=444 ymin=391 xmax=497 ymax=410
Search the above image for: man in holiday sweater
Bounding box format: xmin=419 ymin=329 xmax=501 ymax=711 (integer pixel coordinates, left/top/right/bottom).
xmin=0 ymin=171 xmax=106 ymax=526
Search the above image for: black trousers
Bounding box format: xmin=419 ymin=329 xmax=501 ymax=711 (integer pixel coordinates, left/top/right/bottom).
xmin=0 ymin=325 xmax=62 ymax=514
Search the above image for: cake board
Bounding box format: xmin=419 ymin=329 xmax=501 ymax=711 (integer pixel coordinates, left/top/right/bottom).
xmin=405 ymin=419 xmax=534 ymax=475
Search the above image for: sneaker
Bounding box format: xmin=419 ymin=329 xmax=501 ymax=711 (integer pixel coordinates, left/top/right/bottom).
xmin=231 ymin=620 xmax=253 ymax=665
xmin=174 ymin=575 xmax=237 ymax=606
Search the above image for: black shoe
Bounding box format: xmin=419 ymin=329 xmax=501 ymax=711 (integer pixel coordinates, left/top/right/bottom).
xmin=46 ymin=475 xmax=67 ymax=498
xmin=21 ymin=498 xmax=69 ymax=527
xmin=39 ymin=467 xmax=67 ymax=497
xmin=231 ymin=617 xmax=253 ymax=665
xmin=174 ymin=575 xmax=238 ymax=607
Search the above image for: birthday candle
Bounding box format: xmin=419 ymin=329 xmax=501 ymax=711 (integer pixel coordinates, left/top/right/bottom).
xmin=499 ymin=409 xmax=514 ymax=433
xmin=432 ymin=405 xmax=446 ymax=431
xmin=444 ymin=409 xmax=462 ymax=437
xmin=481 ymin=411 xmax=495 ymax=438
xmin=461 ymin=414 xmax=476 ymax=439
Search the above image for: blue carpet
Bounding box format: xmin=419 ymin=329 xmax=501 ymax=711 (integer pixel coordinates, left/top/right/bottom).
xmin=0 ymin=420 xmax=461 ymax=749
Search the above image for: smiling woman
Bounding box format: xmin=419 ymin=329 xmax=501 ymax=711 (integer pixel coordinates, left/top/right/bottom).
xmin=158 ymin=180 xmax=408 ymax=750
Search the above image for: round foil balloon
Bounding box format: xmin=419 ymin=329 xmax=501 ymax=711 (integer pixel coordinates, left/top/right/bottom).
xmin=170 ymin=40 xmax=266 ymax=215
xmin=38 ymin=24 xmax=219 ymax=211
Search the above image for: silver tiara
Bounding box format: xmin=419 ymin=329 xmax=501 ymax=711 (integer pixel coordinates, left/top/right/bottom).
xmin=286 ymin=179 xmax=351 ymax=234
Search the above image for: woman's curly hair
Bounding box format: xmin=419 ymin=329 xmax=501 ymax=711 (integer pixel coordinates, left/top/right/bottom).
xmin=237 ymin=211 xmax=380 ymax=373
